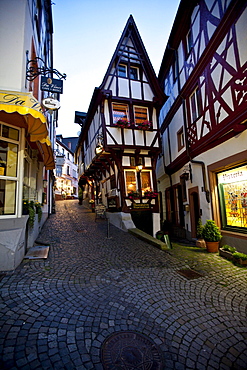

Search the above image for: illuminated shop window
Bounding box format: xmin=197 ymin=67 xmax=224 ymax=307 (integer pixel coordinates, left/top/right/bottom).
xmin=140 ymin=171 xmax=152 ymax=195
xmin=217 ymin=165 xmax=247 ymax=231
xmin=125 ymin=170 xmax=137 ymax=194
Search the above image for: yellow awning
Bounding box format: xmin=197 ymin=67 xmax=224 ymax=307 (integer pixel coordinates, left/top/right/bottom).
xmin=0 ymin=90 xmax=55 ymax=170
xmin=37 ymin=140 xmax=55 ymax=170
xmin=0 ymin=90 xmax=48 ymax=142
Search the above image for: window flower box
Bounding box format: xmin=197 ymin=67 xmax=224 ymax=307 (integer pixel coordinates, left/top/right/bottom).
xmin=144 ymin=191 xmax=158 ymax=198
xmin=137 ymin=120 xmax=152 ymax=130
xmin=114 ymin=119 xmax=131 ymax=128
xmin=128 ymin=191 xmax=140 ymax=199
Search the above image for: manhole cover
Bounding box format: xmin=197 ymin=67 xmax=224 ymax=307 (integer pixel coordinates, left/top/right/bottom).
xmin=177 ymin=269 xmax=203 ymax=280
xmin=101 ymin=331 xmax=164 ymax=369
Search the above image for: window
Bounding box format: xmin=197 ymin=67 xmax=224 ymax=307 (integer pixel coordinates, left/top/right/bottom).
xmin=67 ymin=166 xmax=70 ymax=176
xmin=118 ymin=64 xmax=139 ymax=80
xmin=112 ymin=103 xmax=129 ymax=124
xmin=133 ymin=106 xmax=148 ymax=125
xmin=172 ymin=55 xmax=178 ymax=83
xmin=177 ymin=127 xmax=185 ymax=151
xmin=56 ymin=166 xmax=62 ymax=177
xmin=130 ymin=67 xmax=138 ymax=80
xmin=217 ymin=165 xmax=247 ymax=232
xmin=189 ymin=87 xmax=202 ymax=123
xmin=140 ymin=171 xmax=152 ymax=194
xmin=125 ymin=170 xmax=137 ymax=194
xmin=0 ymin=124 xmax=19 ymax=215
xmin=118 ymin=65 xmax=127 ymax=77
xmin=186 ymin=29 xmax=193 ymax=57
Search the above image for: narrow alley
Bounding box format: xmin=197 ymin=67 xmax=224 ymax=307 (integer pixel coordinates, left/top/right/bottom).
xmin=0 ymin=200 xmax=247 ymax=369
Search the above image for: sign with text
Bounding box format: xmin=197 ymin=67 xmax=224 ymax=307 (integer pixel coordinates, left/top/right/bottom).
xmin=41 ymin=76 xmax=63 ymax=94
xmin=133 ymin=203 xmax=150 ymax=209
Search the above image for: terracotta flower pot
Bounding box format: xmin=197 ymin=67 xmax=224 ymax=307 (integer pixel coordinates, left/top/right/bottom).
xmin=206 ymin=241 xmax=219 ymax=253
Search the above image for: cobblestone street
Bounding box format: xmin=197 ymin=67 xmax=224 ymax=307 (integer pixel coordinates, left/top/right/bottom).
xmin=0 ymin=200 xmax=247 ymax=369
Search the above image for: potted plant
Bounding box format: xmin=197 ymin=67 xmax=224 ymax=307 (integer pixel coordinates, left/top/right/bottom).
xmin=219 ymin=245 xmax=236 ymax=260
xmin=202 ymin=219 xmax=222 ymax=252
xmin=35 ymin=202 xmax=43 ymax=222
xmin=196 ymin=218 xmax=206 ymax=248
xmin=232 ymin=252 xmax=247 ymax=266
xmin=28 ymin=201 xmax=36 ymax=228
xmin=22 ymin=199 xmax=29 ymax=215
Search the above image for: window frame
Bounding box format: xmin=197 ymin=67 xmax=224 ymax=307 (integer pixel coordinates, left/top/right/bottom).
xmin=177 ymin=127 xmax=185 ymax=151
xmin=0 ymin=123 xmax=21 ymax=216
xmin=133 ymin=106 xmax=149 ymax=125
xmin=112 ymin=102 xmax=129 ymax=124
xmin=124 ymin=169 xmax=137 ymax=195
xmin=189 ymin=86 xmax=202 ymax=123
xmin=117 ymin=64 xmax=139 ymax=80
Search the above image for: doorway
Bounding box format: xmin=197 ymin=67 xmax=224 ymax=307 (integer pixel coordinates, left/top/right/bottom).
xmin=189 ymin=187 xmax=200 ymax=238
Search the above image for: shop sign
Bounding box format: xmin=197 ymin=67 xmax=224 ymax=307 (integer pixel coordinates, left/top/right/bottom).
xmin=218 ymin=165 xmax=247 ymax=184
xmin=133 ymin=203 xmax=150 ymax=209
xmin=41 ymin=76 xmax=63 ymax=94
xmin=42 ymin=97 xmax=60 ymax=110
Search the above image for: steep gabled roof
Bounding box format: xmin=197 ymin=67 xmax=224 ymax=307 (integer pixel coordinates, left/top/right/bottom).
xmin=76 ymin=15 xmax=166 ymax=151
xmin=99 ymin=15 xmax=165 ymax=102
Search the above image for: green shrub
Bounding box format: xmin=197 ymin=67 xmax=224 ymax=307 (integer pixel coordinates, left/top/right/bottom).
xmin=202 ymin=220 xmax=222 ymax=242
xmin=196 ymin=218 xmax=204 ymax=239
xmin=232 ymin=252 xmax=247 ymax=261
xmin=221 ymin=245 xmax=236 ymax=253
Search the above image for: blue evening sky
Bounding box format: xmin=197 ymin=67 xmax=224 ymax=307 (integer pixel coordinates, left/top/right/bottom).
xmin=52 ymin=0 xmax=180 ymax=137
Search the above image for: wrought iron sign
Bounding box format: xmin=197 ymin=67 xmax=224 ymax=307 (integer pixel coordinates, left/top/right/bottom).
xmin=41 ymin=76 xmax=64 ymax=94
xmin=26 ymin=55 xmax=66 ymax=83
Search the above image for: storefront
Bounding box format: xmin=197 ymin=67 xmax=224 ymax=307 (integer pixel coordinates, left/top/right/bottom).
xmin=0 ymin=90 xmax=55 ymax=271
xmin=217 ymin=165 xmax=247 ymax=233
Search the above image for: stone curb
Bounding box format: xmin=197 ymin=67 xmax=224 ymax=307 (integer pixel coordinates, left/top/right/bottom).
xmin=128 ymin=228 xmax=171 ymax=250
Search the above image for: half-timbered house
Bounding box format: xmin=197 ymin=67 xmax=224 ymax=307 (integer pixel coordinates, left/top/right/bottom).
xmin=156 ymin=0 xmax=247 ymax=251
xmin=76 ymin=15 xmax=166 ymax=236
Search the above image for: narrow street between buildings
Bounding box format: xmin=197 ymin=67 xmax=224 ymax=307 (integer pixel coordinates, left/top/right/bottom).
xmin=0 ymin=200 xmax=247 ymax=369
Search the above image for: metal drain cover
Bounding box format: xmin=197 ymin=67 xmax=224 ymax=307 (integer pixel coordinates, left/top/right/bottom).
xmin=177 ymin=269 xmax=203 ymax=279
xmin=101 ymin=331 xmax=164 ymax=369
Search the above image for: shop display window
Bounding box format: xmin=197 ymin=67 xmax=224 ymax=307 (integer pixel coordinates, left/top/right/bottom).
xmin=125 ymin=170 xmax=137 ymax=194
xmin=217 ymin=165 xmax=247 ymax=231
xmin=0 ymin=123 xmax=19 ymax=215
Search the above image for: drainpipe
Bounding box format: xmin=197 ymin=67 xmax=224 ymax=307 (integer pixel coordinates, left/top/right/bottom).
xmin=182 ymin=99 xmax=210 ymax=203
xmin=190 ymin=160 xmax=210 ymax=203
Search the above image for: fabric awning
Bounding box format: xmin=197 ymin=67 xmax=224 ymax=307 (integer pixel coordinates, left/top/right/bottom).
xmin=37 ymin=139 xmax=55 ymax=170
xmin=0 ymin=90 xmax=48 ymax=142
xmin=0 ymin=90 xmax=55 ymax=170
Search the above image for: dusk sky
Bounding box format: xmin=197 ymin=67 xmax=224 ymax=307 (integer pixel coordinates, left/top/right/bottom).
xmin=52 ymin=0 xmax=181 ymax=137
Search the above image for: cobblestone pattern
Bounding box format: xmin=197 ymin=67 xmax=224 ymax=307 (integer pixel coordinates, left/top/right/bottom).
xmin=0 ymin=200 xmax=247 ymax=369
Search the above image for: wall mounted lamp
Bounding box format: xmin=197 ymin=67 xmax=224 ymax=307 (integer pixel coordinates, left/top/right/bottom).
xmin=136 ymin=164 xmax=143 ymax=172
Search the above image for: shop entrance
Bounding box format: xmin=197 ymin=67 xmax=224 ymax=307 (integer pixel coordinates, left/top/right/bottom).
xmin=189 ymin=187 xmax=200 ymax=238
xmin=131 ymin=210 xmax=153 ymax=236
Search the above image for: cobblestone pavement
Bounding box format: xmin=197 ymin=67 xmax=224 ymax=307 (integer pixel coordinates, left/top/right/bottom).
xmin=0 ymin=200 xmax=247 ymax=370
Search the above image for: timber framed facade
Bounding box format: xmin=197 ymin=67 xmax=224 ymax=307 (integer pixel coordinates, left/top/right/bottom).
xmin=76 ymin=15 xmax=166 ymax=236
xmin=156 ymin=0 xmax=247 ymax=251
